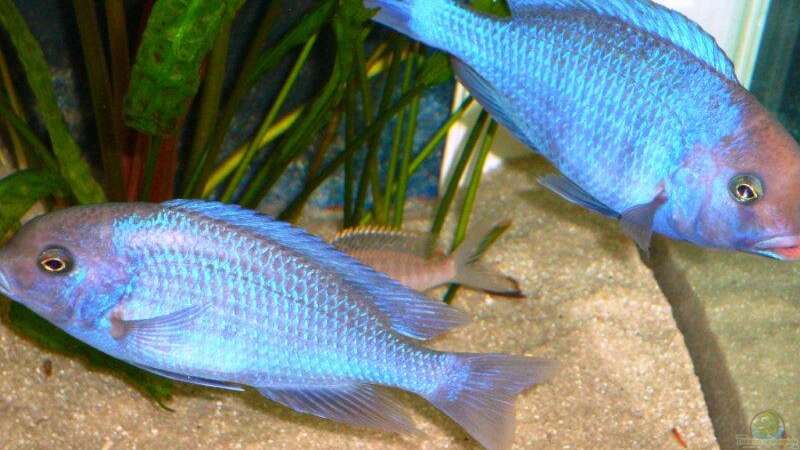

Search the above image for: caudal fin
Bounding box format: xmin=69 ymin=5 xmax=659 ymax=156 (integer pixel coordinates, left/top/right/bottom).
xmin=451 ymin=220 xmax=522 ymax=296
xmin=427 ymin=354 xmax=557 ymax=450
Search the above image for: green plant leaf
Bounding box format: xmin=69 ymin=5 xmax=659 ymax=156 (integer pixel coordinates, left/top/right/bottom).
xmin=470 ymin=0 xmax=511 ymax=16
xmin=124 ymin=0 xmax=246 ymax=135
xmin=183 ymin=0 xmax=336 ymax=197
xmin=239 ymin=0 xmax=375 ymax=209
xmin=72 ymin=0 xmax=125 ymax=200
xmin=0 ymin=0 xmax=106 ymax=204
xmin=0 ymin=169 xmax=65 ymax=236
xmin=7 ymin=302 xmax=173 ymax=407
xmin=416 ymin=52 xmax=453 ymax=87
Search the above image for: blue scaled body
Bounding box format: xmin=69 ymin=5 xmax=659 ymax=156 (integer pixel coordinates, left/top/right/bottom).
xmin=367 ymin=0 xmax=800 ymax=258
xmin=0 ymin=200 xmax=554 ymax=450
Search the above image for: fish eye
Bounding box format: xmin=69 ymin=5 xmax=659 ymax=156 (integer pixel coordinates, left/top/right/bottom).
xmin=38 ymin=247 xmax=73 ymax=275
xmin=729 ymin=174 xmax=763 ymax=204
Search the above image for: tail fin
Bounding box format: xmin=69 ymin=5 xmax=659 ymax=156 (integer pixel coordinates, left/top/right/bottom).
xmin=451 ymin=220 xmax=522 ymax=296
xmin=427 ymin=354 xmax=557 ymax=450
xmin=364 ymin=0 xmax=452 ymax=41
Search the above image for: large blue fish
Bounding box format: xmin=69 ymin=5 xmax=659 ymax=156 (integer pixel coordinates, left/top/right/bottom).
xmin=366 ymin=0 xmax=800 ymax=259
xmin=0 ymin=200 xmax=555 ymax=450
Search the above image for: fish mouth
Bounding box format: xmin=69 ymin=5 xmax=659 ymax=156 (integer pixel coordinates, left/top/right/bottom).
xmin=752 ymin=236 xmax=800 ymax=260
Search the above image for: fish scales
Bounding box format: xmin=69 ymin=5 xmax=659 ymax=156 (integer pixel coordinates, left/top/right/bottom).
xmin=109 ymin=206 xmax=448 ymax=391
xmin=0 ymin=201 xmax=555 ymax=449
xmin=424 ymin=3 xmax=710 ymax=195
xmin=367 ymin=0 xmax=800 ymax=258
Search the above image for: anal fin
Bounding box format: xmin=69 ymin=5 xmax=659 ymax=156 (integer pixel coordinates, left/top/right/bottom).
xmin=257 ymin=382 xmax=418 ymax=434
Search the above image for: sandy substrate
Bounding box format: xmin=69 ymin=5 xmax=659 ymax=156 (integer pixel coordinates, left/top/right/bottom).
xmin=666 ymin=240 xmax=800 ymax=440
xmin=0 ymin=157 xmax=717 ymax=449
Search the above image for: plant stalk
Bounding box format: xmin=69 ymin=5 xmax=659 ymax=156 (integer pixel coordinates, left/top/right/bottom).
xmin=190 ymin=21 xmax=233 ymax=196
xmin=72 ymin=0 xmax=125 ymax=200
xmin=220 ymin=34 xmax=317 ymax=203
xmin=278 ymin=83 xmax=432 ymax=221
xmin=429 ymin=109 xmax=489 ymax=239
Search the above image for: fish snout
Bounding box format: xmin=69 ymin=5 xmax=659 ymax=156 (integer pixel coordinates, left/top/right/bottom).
xmin=752 ymin=235 xmax=800 ymax=260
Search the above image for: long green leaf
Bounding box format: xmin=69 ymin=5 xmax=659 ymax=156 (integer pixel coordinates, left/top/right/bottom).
xmin=0 ymin=0 xmax=106 ymax=204
xmin=220 ymin=34 xmax=318 ymax=203
xmin=0 ymin=96 xmax=58 ymax=170
xmin=0 ymin=169 xmax=65 ymax=236
xmin=184 ymin=0 xmax=336 ymax=197
xmin=0 ymin=46 xmax=28 ymax=169
xmin=442 ymin=120 xmax=499 ymax=304
xmin=8 ymin=303 xmax=173 ymax=407
xmin=189 ymin=20 xmax=232 ymax=187
xmin=453 ymin=120 xmax=498 ymax=246
xmin=125 ymin=0 xmax=245 ymax=135
xmin=72 ymin=0 xmax=125 ymax=200
xmin=239 ymin=0 xmax=374 ymax=210
xmin=278 ymin=82 xmax=433 ymax=221
xmin=430 ymin=110 xmax=489 ymax=238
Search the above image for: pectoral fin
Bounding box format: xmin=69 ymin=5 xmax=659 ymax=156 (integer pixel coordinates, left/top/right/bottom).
xmin=540 ymin=174 xmax=666 ymax=252
xmin=257 ymin=382 xmax=417 ymax=434
xmin=110 ymin=303 xmax=211 ymax=352
xmin=620 ymin=196 xmax=666 ymax=254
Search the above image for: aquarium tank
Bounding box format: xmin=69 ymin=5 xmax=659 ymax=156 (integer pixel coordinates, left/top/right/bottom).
xmin=0 ymin=0 xmax=797 ymax=449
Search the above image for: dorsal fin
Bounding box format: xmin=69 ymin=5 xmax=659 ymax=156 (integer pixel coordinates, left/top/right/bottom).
xmin=161 ymin=200 xmax=469 ymax=340
xmin=506 ymin=0 xmax=738 ymax=83
xmin=333 ymin=225 xmax=437 ymax=258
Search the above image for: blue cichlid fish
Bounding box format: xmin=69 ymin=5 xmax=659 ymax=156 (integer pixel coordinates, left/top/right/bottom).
xmin=333 ymin=220 xmax=522 ymax=295
xmin=0 ymin=200 xmax=555 ymax=450
xmin=365 ymin=0 xmax=800 ymax=260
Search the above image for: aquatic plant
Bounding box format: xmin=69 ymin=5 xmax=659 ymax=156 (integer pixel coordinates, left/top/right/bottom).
xmin=0 ymin=1 xmax=505 ymax=404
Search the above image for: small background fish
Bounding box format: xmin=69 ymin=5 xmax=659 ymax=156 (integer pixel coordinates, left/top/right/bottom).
xmin=332 ymin=220 xmax=521 ymax=295
xmin=0 ymin=200 xmax=555 ymax=450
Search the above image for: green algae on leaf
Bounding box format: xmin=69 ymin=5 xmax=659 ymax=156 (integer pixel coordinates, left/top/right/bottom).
xmin=0 ymin=169 xmax=65 ymax=237
xmin=7 ymin=302 xmax=174 ymax=407
xmin=0 ymin=0 xmax=106 ymax=204
xmin=124 ymin=0 xmax=246 ymax=135
xmin=470 ymin=0 xmax=511 ymax=16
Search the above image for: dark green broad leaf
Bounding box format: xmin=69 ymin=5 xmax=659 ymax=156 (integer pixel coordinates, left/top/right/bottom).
xmin=125 ymin=0 xmax=247 ymax=135
xmin=470 ymin=0 xmax=512 ymax=16
xmin=417 ymin=52 xmax=454 ymax=87
xmin=0 ymin=0 xmax=106 ymax=204
xmin=7 ymin=303 xmax=174 ymax=406
xmin=0 ymin=169 xmax=65 ymax=237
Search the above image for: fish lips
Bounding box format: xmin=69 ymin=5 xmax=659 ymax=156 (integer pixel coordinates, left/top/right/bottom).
xmin=752 ymin=236 xmax=800 ymax=260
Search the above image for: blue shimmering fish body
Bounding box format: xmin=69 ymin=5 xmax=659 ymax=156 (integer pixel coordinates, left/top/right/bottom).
xmin=0 ymin=200 xmax=554 ymax=450
xmin=366 ymin=0 xmax=800 ymax=259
